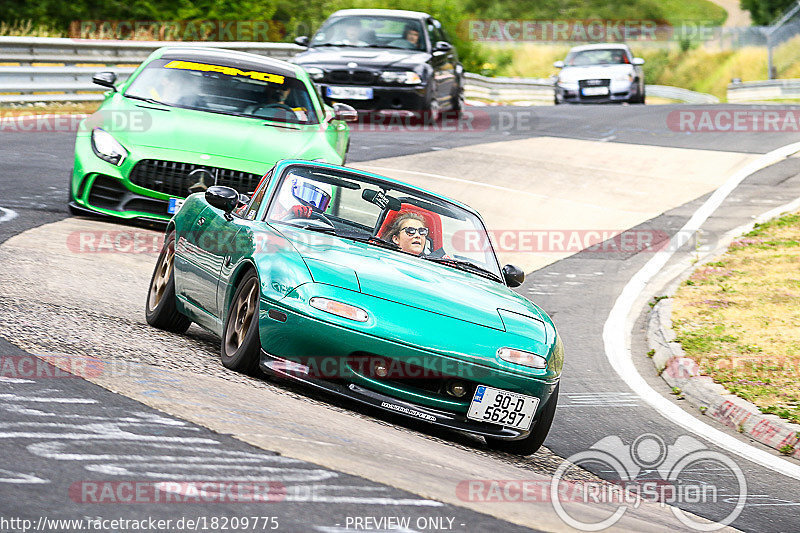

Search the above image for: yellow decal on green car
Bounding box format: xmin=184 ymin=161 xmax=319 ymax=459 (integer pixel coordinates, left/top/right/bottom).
xmin=163 ymin=60 xmax=285 ymax=84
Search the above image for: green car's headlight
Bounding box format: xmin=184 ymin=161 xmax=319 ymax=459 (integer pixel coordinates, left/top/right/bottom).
xmin=309 ymin=297 xmax=369 ymax=322
xmin=497 ymin=347 xmax=547 ymax=369
xmin=304 ymin=67 xmax=325 ymax=81
xmin=380 ymin=71 xmax=422 ymax=84
xmin=91 ymin=128 xmax=128 ymax=166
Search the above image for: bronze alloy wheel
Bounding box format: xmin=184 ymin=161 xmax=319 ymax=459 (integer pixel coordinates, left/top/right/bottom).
xmin=147 ymin=237 xmax=174 ymax=312
xmin=224 ymin=276 xmax=258 ymax=355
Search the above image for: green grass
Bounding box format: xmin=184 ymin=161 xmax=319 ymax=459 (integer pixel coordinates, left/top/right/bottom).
xmin=672 ymin=209 xmax=800 ymax=426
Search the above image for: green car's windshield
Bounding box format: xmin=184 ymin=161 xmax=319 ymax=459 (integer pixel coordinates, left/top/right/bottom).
xmin=265 ymin=165 xmax=503 ymax=281
xmin=125 ymin=58 xmax=319 ymax=124
xmin=310 ymin=16 xmax=425 ymax=51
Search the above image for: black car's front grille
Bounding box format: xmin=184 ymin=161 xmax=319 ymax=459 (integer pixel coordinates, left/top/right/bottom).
xmin=129 ymin=159 xmax=262 ymax=197
xmin=328 ymin=69 xmax=376 ymax=85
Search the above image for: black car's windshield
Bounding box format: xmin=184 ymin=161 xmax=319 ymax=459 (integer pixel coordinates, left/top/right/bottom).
xmin=125 ymin=58 xmax=319 ymax=124
xmin=566 ymin=49 xmax=631 ymax=66
xmin=265 ymin=165 xmax=503 ymax=280
xmin=310 ymin=15 xmax=425 ymax=51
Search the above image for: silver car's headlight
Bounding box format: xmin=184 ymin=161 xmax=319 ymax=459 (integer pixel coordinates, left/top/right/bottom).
xmin=613 ymin=73 xmax=634 ymax=83
xmin=380 ymin=71 xmax=422 ymax=84
xmin=91 ymin=128 xmax=127 ymax=166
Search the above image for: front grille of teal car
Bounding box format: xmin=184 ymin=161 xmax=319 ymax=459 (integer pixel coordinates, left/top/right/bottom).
xmin=346 ymin=353 xmax=480 ymax=402
xmin=129 ymin=159 xmax=262 ymax=197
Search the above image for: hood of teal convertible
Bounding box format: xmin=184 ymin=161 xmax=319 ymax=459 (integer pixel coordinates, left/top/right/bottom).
xmin=275 ymin=226 xmax=549 ymax=334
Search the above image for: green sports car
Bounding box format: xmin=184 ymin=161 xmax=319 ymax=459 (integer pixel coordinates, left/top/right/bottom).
xmin=145 ymin=160 xmax=563 ymax=455
xmin=69 ymin=47 xmax=356 ymax=223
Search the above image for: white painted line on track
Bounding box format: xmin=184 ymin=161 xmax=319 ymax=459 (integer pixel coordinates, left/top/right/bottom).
xmin=0 ymin=207 xmax=18 ymax=223
xmin=604 ymin=141 xmax=800 ymax=481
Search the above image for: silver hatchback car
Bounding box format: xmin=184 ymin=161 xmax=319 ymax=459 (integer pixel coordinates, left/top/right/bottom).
xmin=553 ymin=43 xmax=645 ymax=104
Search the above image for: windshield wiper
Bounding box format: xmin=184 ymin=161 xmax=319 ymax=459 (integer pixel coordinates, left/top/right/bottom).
xmin=124 ymin=94 xmax=169 ymax=106
xmin=347 ymin=234 xmax=399 ymax=251
xmin=423 ymin=256 xmax=503 ymax=283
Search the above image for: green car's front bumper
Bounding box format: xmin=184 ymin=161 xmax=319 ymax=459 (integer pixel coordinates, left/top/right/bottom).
xmin=70 ymin=138 xmax=275 ymax=223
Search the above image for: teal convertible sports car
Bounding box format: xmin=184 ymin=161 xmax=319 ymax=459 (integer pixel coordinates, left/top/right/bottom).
xmin=145 ymin=160 xmax=563 ymax=455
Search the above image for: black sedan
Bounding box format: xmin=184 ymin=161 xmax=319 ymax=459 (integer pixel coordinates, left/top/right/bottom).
xmin=292 ymin=9 xmax=464 ymax=120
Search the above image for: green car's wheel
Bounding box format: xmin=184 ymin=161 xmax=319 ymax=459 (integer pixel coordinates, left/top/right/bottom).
xmin=486 ymin=383 xmax=559 ymax=456
xmin=221 ymin=269 xmax=262 ymax=375
xmin=146 ymin=231 xmax=191 ymax=333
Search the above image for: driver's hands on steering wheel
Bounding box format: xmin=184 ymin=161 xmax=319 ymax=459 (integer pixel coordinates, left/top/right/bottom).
xmin=290 ymin=205 xmax=313 ymax=218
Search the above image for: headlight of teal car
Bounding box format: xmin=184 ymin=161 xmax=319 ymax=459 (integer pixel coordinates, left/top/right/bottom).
xmin=496 ymin=347 xmax=547 ymax=369
xmin=309 ymin=296 xmax=370 ymax=322
xmin=380 ymin=71 xmax=422 ymax=84
xmin=90 ymin=128 xmax=128 ymax=166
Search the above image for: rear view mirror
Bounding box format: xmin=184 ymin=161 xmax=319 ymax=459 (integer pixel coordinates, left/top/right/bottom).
xmin=206 ymin=186 xmax=239 ymax=220
xmin=92 ymin=72 xmax=117 ymax=90
xmin=333 ymin=102 xmax=358 ymax=122
xmin=434 ymin=41 xmax=453 ymax=53
xmin=362 ymin=189 xmax=401 ymax=211
xmin=632 ymin=57 xmax=645 ymax=65
xmin=294 ymin=36 xmax=309 ymax=47
xmin=553 ymin=61 xmax=565 ymax=69
xmin=502 ymin=264 xmax=525 ymax=287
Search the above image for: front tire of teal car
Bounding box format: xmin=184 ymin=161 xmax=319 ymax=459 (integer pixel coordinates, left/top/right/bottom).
xmin=220 ymin=270 xmax=262 ymax=376
xmin=486 ymin=383 xmax=559 ymax=456
xmin=145 ymin=231 xmax=192 ymax=333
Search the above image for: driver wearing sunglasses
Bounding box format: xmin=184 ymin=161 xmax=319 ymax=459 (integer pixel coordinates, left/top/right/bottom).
xmin=383 ymin=212 xmax=429 ymax=255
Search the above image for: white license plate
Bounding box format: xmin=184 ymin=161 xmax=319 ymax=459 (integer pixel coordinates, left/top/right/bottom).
xmin=581 ymin=86 xmax=609 ymax=96
xmin=168 ymin=198 xmax=184 ymax=214
xmin=467 ymin=385 xmax=539 ymax=430
xmin=326 ymin=86 xmax=373 ymax=100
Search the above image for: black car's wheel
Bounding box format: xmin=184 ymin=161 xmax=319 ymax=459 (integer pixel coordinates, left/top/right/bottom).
xmin=450 ymin=85 xmax=464 ymax=117
xmin=220 ymin=269 xmax=262 ymax=375
xmin=486 ymin=383 xmax=559 ymax=456
xmin=146 ymin=231 xmax=191 ymax=333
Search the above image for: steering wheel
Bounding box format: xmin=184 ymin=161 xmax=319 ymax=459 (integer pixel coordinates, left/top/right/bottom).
xmin=309 ymin=209 xmax=335 ymax=228
xmin=261 ymin=103 xmax=295 ymax=113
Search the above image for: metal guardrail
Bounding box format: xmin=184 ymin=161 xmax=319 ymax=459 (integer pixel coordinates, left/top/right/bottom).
xmin=727 ymin=79 xmax=800 ymax=102
xmin=0 ymin=36 xmax=718 ymax=105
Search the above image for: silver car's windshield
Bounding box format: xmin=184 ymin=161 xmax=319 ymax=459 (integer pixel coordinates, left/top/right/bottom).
xmin=265 ymin=165 xmax=503 ymax=280
xmin=311 ymin=16 xmax=425 ymax=51
xmin=125 ymin=58 xmax=319 ymax=124
xmin=566 ymin=49 xmax=630 ymax=66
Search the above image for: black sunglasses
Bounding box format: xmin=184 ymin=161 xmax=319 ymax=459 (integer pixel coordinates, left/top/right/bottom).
xmin=402 ymin=226 xmax=429 ymax=237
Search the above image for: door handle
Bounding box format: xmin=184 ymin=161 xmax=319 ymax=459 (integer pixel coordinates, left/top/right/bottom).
xmin=197 ymin=217 xmax=206 ymax=227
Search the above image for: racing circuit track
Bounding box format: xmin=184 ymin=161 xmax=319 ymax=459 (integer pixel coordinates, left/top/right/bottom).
xmin=1 ymin=104 xmax=800 ymax=532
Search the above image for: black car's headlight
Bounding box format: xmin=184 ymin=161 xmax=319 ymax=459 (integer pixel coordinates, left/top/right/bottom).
xmin=91 ymin=128 xmax=128 ymax=166
xmin=379 ymin=71 xmax=422 ymax=84
xmin=304 ymin=67 xmax=325 ymax=81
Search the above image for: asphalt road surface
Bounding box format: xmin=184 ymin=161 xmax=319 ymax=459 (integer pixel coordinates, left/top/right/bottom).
xmin=1 ymin=104 xmax=800 ymax=532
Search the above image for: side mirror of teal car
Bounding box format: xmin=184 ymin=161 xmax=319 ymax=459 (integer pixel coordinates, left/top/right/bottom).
xmin=502 ymin=264 xmax=525 ymax=287
xmin=205 ymin=186 xmax=239 ymax=219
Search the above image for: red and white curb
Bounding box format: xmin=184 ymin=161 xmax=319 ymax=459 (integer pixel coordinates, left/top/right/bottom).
xmin=649 ymin=297 xmax=800 ymax=459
